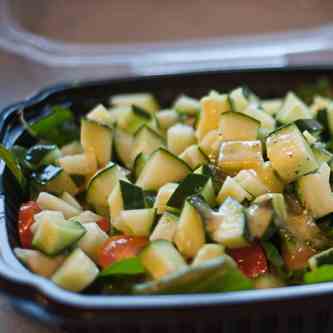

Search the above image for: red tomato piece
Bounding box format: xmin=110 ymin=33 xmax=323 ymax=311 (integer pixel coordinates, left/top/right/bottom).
xmin=18 ymin=201 xmax=41 ymax=248
xmin=98 ymin=235 xmax=148 ymax=269
xmin=96 ymin=218 xmax=110 ymax=233
xmin=228 ymin=243 xmax=268 ymax=278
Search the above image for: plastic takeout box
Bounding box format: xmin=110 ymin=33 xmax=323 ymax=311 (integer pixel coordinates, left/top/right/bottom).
xmin=2 ymin=1 xmax=333 ymax=332
xmin=0 ymin=67 xmax=333 ymax=332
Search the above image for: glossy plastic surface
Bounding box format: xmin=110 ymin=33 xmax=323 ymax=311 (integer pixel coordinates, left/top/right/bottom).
xmin=1 ymin=1 xmax=333 ymax=74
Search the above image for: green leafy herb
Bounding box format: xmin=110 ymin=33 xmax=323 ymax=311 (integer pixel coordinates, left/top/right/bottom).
xmin=185 ymin=266 xmax=252 ymax=294
xmin=11 ymin=145 xmax=27 ymax=163
xmin=99 ymin=257 xmax=145 ymax=278
xmin=201 ymin=266 xmax=253 ymax=293
xmin=21 ymin=106 xmax=79 ymax=146
xmin=0 ymin=144 xmax=26 ymax=189
xmin=11 ymin=145 xmax=32 ymax=172
xmin=304 ymin=265 xmax=333 ymax=284
xmin=31 ymin=106 xmax=73 ymax=132
xmin=133 ymin=256 xmax=253 ymax=295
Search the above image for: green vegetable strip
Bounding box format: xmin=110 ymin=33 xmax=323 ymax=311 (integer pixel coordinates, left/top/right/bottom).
xmin=99 ymin=257 xmax=145 ymax=278
xmin=304 ymin=265 xmax=333 ymax=284
xmin=21 ymin=106 xmax=79 ymax=146
xmin=0 ymin=144 xmax=26 ymax=189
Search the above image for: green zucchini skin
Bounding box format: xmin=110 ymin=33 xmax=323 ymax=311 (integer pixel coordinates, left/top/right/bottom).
xmin=86 ymin=162 xmax=127 ymax=215
xmin=25 ymin=144 xmax=61 ymax=168
xmin=309 ymin=248 xmax=333 ymax=270
xmin=167 ymin=173 xmax=212 ymax=210
xmin=136 ymin=148 xmax=191 ymax=191
xmin=266 ymin=124 xmax=318 ymax=183
xmin=120 ymin=180 xmax=145 ymax=210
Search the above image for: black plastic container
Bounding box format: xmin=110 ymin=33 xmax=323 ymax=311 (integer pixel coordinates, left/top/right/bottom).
xmin=1 ymin=67 xmax=333 ymax=332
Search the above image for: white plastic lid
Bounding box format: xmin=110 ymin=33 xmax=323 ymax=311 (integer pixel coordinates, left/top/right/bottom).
xmin=1 ymin=1 xmax=333 ymax=80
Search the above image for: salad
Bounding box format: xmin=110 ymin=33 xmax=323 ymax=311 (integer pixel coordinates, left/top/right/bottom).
xmin=3 ymin=83 xmax=333 ymax=295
